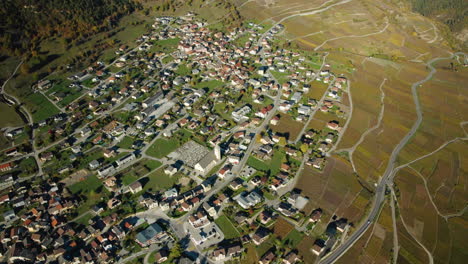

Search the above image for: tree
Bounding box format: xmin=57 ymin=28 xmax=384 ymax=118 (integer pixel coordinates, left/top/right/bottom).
xmin=20 ymin=63 xmax=31 ymax=74
xmin=169 ymin=241 xmax=182 ymax=259
xmin=300 ymin=144 xmax=308 ymax=153
xmin=278 ymin=137 xmax=287 ymax=146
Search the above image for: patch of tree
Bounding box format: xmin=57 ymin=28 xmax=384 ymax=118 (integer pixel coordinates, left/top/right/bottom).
xmin=0 ymin=0 xmax=142 ymax=54
xmin=407 ymin=0 xmax=467 ymax=32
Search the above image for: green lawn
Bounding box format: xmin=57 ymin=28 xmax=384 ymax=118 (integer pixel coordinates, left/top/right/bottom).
xmin=144 ymin=159 xmax=162 ymax=171
xmin=213 ymin=102 xmax=232 ymax=120
xmin=150 ymin=38 xmax=180 ymax=53
xmin=70 ymin=175 xmax=110 ymax=215
xmin=176 ymin=129 xmax=193 ymax=142
xmin=270 ymin=71 xmax=290 ymax=84
xmin=143 ymin=168 xmax=179 ymax=192
xmin=255 ymin=236 xmax=274 ymax=257
xmin=121 ymin=174 xmax=139 ymax=186
xmin=81 ymin=78 xmax=96 ymax=88
xmin=269 ymin=150 xmax=286 ymax=176
xmin=162 ymin=55 xmax=173 ymax=64
xmin=175 ymin=63 xmax=191 ymax=76
xmin=215 ymin=215 xmax=241 ymax=239
xmin=194 ymin=80 xmax=225 ymax=92
xmin=247 ymin=150 xmax=285 ymax=176
xmin=77 ymin=149 xmax=104 ymax=170
xmin=247 ymin=156 xmax=270 ymax=172
xmin=117 ymin=136 xmax=135 ymax=149
xmin=263 ymin=191 xmax=276 ymax=201
xmin=68 ymin=175 xmax=103 ymax=194
xmin=146 ymin=138 xmax=179 ymax=159
xmin=73 ymin=212 xmax=94 ymax=225
xmin=17 ymin=157 xmax=38 ymax=177
xmin=283 ymin=229 xmax=304 ymax=248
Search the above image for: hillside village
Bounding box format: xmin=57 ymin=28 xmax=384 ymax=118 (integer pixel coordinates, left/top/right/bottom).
xmin=0 ymin=13 xmax=353 ymax=263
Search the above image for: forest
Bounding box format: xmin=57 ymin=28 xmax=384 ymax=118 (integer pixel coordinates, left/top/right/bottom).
xmin=407 ymin=0 xmax=467 ymax=32
xmin=0 ymin=0 xmax=140 ymax=54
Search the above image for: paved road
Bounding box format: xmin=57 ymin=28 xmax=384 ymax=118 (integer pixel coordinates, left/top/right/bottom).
xmin=319 ymin=54 xmax=462 ymax=264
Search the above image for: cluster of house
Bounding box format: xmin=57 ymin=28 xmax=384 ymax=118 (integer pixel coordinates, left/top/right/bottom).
xmin=0 ymin=10 xmax=359 ymax=263
xmin=275 ymin=191 xmax=309 ymax=218
xmin=259 ymin=249 xmax=301 ymax=264
xmin=0 ymin=181 xmax=127 ymax=262
xmin=138 ymin=175 xmax=216 ymax=215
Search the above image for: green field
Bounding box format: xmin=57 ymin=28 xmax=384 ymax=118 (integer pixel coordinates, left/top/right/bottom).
xmin=146 ymin=138 xmax=179 ymax=158
xmin=215 ymin=215 xmax=241 ymax=239
xmin=121 ymin=174 xmax=139 ymax=186
xmin=44 ymin=79 xmax=83 ymax=107
xmin=68 ymin=175 xmax=103 ymax=194
xmin=270 ymin=71 xmax=290 ymax=84
xmin=69 ymin=175 xmax=110 ymax=215
xmin=247 ymin=150 xmax=285 ymax=176
xmin=73 ymin=212 xmax=94 ymax=225
xmin=0 ymin=102 xmax=25 ymax=128
xmin=283 ymin=229 xmax=304 ymax=248
xmin=144 ymin=159 xmax=162 ymax=171
xmin=117 ymin=136 xmax=135 ymax=149
xmin=150 ymin=38 xmax=180 ymax=54
xmin=142 ymin=168 xmax=179 ymax=192
xmin=24 ymin=93 xmax=61 ymax=122
xmin=247 ymin=156 xmax=270 ymax=171
xmin=194 ymin=80 xmax=225 ymax=92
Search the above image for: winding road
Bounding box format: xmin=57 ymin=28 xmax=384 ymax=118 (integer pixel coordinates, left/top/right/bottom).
xmin=319 ymin=53 xmax=465 ymax=264
xmin=332 ymin=78 xmax=386 ymax=170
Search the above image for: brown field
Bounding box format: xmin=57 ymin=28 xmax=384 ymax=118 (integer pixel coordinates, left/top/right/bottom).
xmin=397 ymin=61 xmax=468 ymax=165
xmin=295 ymin=156 xmax=367 ymax=224
xmin=404 ymin=140 xmax=467 ymax=215
xmin=307 ymin=118 xmax=327 ymax=131
xmin=314 ymin=110 xmax=347 ymax=130
xmin=336 ymin=201 xmax=394 ymax=263
xmin=297 ymin=235 xmax=318 ymax=264
xmin=233 ymin=1 xmax=466 ymax=263
xmin=240 ymin=244 xmax=259 ymax=264
xmin=270 ymin=113 xmax=305 ymax=140
xmin=306 ymin=80 xmax=329 ymax=100
xmin=395 ymin=164 xmax=468 ymax=264
xmin=273 ymin=217 xmax=295 ymax=239
xmin=396 ymin=215 xmax=431 ymax=264
xmin=336 ymin=221 xmax=375 ymax=264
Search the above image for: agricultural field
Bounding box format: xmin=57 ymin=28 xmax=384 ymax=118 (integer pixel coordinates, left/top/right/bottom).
xmin=240 ymin=244 xmax=259 ymax=264
xmin=335 ymin=221 xmax=376 ymax=263
xmin=397 ymin=60 xmax=468 ymax=165
xmin=393 ymin=141 xmax=468 ymax=264
xmin=297 ymin=235 xmax=318 ymax=263
xmin=295 ymin=156 xmax=369 ymax=223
